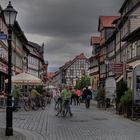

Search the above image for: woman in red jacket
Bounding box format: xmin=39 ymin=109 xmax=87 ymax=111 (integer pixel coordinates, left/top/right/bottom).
xmin=75 ymin=89 xmax=81 ymax=105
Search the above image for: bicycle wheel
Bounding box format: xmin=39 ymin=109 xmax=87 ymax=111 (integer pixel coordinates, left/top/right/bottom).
xmin=131 ymin=107 xmax=140 ymax=121
xmin=131 ymin=114 xmax=139 ymax=121
xmin=62 ymin=108 xmax=68 ymax=117
xmin=24 ymin=103 xmax=30 ymax=111
xmin=33 ymin=101 xmax=39 ymax=110
xmin=41 ymin=99 xmax=46 ymax=110
xmin=23 ymin=100 xmax=30 ymax=111
xmin=56 ymin=102 xmax=62 ymax=116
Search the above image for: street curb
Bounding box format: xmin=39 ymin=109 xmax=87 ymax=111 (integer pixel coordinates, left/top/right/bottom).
xmin=90 ymin=101 xmax=140 ymax=128
xmin=0 ymin=127 xmax=26 ymax=140
xmin=0 ymin=108 xmax=6 ymax=112
xmin=101 ymin=108 xmax=140 ymax=128
xmin=0 ymin=127 xmax=33 ymax=140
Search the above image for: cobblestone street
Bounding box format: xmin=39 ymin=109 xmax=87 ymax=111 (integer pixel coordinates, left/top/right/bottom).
xmin=0 ymin=102 xmax=140 ymax=140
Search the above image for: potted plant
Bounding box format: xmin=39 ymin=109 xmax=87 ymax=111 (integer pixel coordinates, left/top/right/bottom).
xmin=120 ymin=88 xmax=132 ymax=118
xmin=116 ymin=80 xmax=127 ymax=114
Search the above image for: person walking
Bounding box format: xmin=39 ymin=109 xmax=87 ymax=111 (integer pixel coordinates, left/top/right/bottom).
xmin=83 ymin=87 xmax=92 ymax=108
xmin=75 ymin=89 xmax=81 ymax=105
xmin=70 ymin=88 xmax=76 ymax=105
xmin=60 ymin=85 xmax=73 ymax=116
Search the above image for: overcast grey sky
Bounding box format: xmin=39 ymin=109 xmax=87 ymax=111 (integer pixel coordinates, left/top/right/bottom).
xmin=1 ymin=0 xmax=123 ymax=72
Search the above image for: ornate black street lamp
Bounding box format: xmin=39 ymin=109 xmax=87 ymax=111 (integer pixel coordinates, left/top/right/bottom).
xmin=3 ymin=1 xmax=17 ymax=136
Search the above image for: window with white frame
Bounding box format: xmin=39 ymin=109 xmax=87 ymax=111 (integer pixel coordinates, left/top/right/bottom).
xmin=0 ymin=47 xmax=7 ymax=61
xmin=127 ymin=44 xmax=132 ymax=60
xmin=70 ymin=69 xmax=73 ymax=75
xmin=132 ymin=42 xmax=136 ymax=58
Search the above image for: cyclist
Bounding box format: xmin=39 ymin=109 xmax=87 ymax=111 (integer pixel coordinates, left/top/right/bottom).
xmin=60 ymin=85 xmax=73 ymax=117
xmin=29 ymin=88 xmax=41 ymax=108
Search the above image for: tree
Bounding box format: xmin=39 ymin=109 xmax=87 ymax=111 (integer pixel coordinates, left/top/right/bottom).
xmin=35 ymin=85 xmax=45 ymax=94
xmin=75 ymin=76 xmax=90 ymax=90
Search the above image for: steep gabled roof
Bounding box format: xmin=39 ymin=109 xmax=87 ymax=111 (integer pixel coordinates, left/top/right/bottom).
xmin=60 ymin=61 xmax=71 ymax=70
xmin=119 ymin=0 xmax=128 ymax=13
xmin=26 ymin=41 xmax=44 ymax=62
xmin=98 ymin=16 xmax=119 ymax=31
xmin=14 ymin=21 xmax=28 ymax=43
xmin=28 ymin=41 xmax=43 ymax=54
xmin=61 ymin=53 xmax=87 ymax=71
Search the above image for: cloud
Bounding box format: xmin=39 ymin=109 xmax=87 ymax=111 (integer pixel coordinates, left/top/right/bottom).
xmin=1 ymin=0 xmax=124 ymax=70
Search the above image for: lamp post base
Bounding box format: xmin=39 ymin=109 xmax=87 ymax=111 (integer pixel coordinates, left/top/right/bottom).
xmin=5 ymin=127 xmax=13 ymax=136
xmin=5 ymin=95 xmax=13 ymax=136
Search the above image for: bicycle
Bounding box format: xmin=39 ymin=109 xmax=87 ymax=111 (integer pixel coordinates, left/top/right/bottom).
xmin=35 ymin=95 xmax=46 ymax=110
xmin=13 ymin=96 xmax=30 ymax=112
xmin=55 ymin=97 xmax=73 ymax=117
xmin=21 ymin=96 xmax=39 ymax=111
xmin=55 ymin=97 xmax=62 ymax=116
xmin=131 ymin=105 xmax=140 ymax=121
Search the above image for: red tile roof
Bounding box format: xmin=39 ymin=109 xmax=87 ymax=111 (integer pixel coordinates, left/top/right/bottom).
xmin=47 ymin=72 xmax=55 ymax=78
xmin=99 ymin=16 xmax=119 ymax=28
xmin=78 ymin=53 xmax=87 ymax=59
xmin=90 ymin=36 xmax=101 ymax=45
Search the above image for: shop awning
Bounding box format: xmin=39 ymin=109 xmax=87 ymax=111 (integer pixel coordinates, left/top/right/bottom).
xmin=5 ymin=72 xmax=42 ymax=85
xmin=116 ymin=75 xmax=123 ymax=83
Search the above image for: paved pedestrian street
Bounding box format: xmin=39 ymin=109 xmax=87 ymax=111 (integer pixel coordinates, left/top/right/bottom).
xmin=1 ymin=103 xmax=140 ymax=140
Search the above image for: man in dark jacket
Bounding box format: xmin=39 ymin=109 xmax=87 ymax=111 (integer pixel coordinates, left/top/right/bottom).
xmin=83 ymin=87 xmax=92 ymax=108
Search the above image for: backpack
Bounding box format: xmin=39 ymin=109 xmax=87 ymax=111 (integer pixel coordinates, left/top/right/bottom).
xmin=86 ymin=95 xmax=92 ymax=100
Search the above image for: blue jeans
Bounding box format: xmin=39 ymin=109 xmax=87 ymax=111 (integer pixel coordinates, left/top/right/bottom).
xmin=63 ymin=100 xmax=72 ymax=115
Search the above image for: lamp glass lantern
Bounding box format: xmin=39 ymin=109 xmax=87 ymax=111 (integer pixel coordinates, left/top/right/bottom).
xmin=104 ymin=58 xmax=109 ymax=65
xmin=3 ymin=1 xmax=17 ymax=27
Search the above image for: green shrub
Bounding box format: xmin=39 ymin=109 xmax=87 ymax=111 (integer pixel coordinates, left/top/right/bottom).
xmin=95 ymin=88 xmax=105 ymax=101
xmin=120 ymin=88 xmax=132 ymax=106
xmin=35 ymin=85 xmax=45 ymax=94
xmin=75 ymin=76 xmax=90 ymax=90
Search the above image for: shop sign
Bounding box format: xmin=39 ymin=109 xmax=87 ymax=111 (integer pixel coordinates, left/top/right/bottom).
xmin=0 ymin=34 xmax=7 ymax=40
